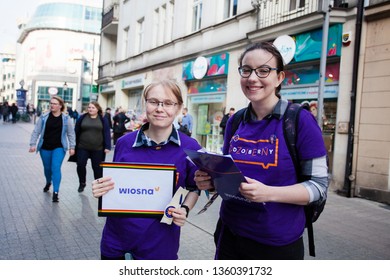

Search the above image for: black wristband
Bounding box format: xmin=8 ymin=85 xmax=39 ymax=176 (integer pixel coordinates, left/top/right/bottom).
xmin=181 ymin=204 xmax=190 ymax=217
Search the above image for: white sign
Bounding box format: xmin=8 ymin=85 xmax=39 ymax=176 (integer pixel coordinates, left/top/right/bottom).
xmin=99 ymin=162 xmax=176 ymax=217
xmin=273 ymin=35 xmax=296 ymax=65
xmin=193 ymin=56 xmax=208 ymax=79
xmin=281 ymin=85 xmax=339 ymax=100
xmin=48 ymin=87 xmax=58 ymax=96
xmin=122 ymin=74 xmax=144 ymax=89
xmin=191 ymin=94 xmax=225 ymax=104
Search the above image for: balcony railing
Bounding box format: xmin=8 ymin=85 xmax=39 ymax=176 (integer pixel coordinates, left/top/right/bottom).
xmin=102 ymin=3 xmax=119 ymax=32
xmin=253 ymin=0 xmax=323 ymax=29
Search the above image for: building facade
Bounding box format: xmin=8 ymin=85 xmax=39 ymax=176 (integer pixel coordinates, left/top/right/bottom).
xmin=0 ymin=52 xmax=16 ymax=104
xmin=97 ymin=0 xmax=390 ymax=203
xmin=16 ymin=0 xmax=102 ymax=113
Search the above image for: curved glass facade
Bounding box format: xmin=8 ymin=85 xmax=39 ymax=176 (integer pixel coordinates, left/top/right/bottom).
xmin=25 ymin=2 xmax=102 ymax=34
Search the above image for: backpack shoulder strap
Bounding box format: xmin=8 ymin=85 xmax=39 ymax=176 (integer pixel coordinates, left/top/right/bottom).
xmin=283 ymin=102 xmax=305 ymax=178
xmin=283 ymin=102 xmax=317 ymax=257
xmin=230 ymin=107 xmax=246 ymax=136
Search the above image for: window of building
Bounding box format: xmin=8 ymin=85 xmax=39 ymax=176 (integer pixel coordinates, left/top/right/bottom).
xmin=135 ymin=18 xmax=144 ymax=54
xmin=192 ymin=0 xmax=202 ymax=32
xmin=224 ymin=0 xmax=238 ymax=19
xmin=153 ymin=6 xmax=166 ymax=47
xmin=289 ymin=0 xmax=305 ymax=11
xmin=122 ymin=26 xmax=129 ymax=59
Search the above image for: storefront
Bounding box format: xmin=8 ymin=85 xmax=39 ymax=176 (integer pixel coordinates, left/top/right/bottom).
xmin=37 ymin=85 xmax=73 ymax=113
xmin=99 ymin=82 xmax=116 ymax=110
xmin=182 ymin=53 xmax=230 ymax=152
xmin=121 ymin=74 xmax=145 ymax=130
xmin=280 ymin=24 xmax=343 ymax=173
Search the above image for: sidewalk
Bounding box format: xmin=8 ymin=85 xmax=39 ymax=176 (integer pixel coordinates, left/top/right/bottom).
xmin=0 ymin=121 xmax=389 ymax=260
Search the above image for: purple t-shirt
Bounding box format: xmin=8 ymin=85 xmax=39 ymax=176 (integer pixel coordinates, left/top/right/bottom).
xmin=221 ymin=107 xmax=327 ymax=246
xmin=100 ymin=130 xmax=201 ymax=259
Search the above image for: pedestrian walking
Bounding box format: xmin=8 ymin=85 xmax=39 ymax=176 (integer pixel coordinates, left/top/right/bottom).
xmin=91 ymin=79 xmax=202 ymax=260
xmin=73 ymin=101 xmax=111 ymax=192
xmin=194 ymin=42 xmax=328 ymax=260
xmin=29 ymin=96 xmax=76 ymax=202
xmin=112 ymin=108 xmax=130 ymax=145
xmin=180 ymin=107 xmax=193 ymax=136
xmin=10 ymin=103 xmax=18 ymax=124
xmin=1 ymin=102 xmax=9 ymax=123
xmin=219 ymin=107 xmax=235 ymax=136
xmin=103 ymin=107 xmax=113 ymax=129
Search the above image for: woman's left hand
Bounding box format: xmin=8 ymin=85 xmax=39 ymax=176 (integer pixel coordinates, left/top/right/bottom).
xmin=104 ymin=149 xmax=110 ymax=154
xmin=69 ymin=148 xmax=75 ymax=156
xmin=171 ymin=207 xmax=188 ymax=227
xmin=239 ymin=177 xmax=270 ymax=203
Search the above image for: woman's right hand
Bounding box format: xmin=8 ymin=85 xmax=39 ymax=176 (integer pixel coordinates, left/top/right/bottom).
xmin=194 ymin=170 xmax=213 ymax=190
xmin=29 ymin=146 xmax=36 ymax=153
xmin=92 ymin=176 xmax=114 ymax=198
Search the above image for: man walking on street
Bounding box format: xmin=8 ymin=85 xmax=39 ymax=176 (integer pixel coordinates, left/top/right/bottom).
xmin=181 ymin=107 xmax=193 ymax=137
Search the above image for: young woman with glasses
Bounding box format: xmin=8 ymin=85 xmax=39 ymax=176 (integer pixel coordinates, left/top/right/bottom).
xmin=29 ymin=96 xmax=76 ymax=202
xmin=91 ymin=79 xmax=202 ymax=260
xmin=194 ymin=42 xmax=328 ymax=260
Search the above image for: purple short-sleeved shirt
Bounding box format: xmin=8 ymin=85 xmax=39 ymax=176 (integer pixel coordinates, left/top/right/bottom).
xmin=221 ymin=102 xmax=327 ymax=246
xmin=100 ymin=128 xmax=201 ymax=259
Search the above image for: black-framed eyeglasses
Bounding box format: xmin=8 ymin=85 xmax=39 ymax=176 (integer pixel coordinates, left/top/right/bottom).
xmin=146 ymin=98 xmax=178 ymax=109
xmin=238 ymin=66 xmax=279 ymax=78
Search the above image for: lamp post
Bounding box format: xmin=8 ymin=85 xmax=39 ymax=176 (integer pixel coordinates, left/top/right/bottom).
xmin=63 ymin=82 xmax=68 ymax=95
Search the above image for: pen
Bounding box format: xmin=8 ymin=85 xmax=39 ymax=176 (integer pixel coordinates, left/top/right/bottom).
xmin=179 ymin=194 xmax=183 ymax=205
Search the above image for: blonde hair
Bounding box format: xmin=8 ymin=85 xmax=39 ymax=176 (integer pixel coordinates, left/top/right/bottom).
xmin=143 ymin=80 xmax=184 ymax=106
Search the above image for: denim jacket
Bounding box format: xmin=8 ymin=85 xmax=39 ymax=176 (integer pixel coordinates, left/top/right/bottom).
xmin=29 ymin=112 xmax=76 ymax=152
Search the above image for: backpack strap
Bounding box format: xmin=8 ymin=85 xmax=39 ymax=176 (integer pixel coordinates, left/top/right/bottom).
xmin=230 ymin=107 xmax=246 ymax=136
xmin=231 ymin=102 xmax=316 ymax=257
xmin=283 ymin=102 xmax=316 ymax=257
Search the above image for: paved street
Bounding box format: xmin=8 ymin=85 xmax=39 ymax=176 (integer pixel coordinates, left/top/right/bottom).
xmin=0 ymin=120 xmax=390 ymax=260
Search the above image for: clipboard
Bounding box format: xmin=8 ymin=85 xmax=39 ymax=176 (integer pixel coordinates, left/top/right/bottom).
xmin=98 ymin=162 xmax=176 ymax=217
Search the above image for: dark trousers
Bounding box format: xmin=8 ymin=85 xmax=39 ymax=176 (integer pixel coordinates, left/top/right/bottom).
xmin=76 ymin=147 xmax=105 ymax=184
xmin=113 ymin=132 xmax=125 ymax=145
xmin=214 ymin=219 xmax=304 ymax=260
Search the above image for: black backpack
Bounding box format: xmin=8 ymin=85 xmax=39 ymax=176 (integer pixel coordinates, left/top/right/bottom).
xmin=230 ymin=102 xmax=326 ymax=257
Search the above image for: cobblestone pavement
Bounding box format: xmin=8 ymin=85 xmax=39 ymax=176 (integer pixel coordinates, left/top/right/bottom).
xmin=0 ymin=121 xmax=390 ymax=260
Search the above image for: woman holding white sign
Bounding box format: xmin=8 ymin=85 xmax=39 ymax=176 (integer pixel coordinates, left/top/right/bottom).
xmin=92 ymin=79 xmax=202 ymax=260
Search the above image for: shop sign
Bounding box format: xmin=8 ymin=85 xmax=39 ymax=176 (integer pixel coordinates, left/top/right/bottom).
xmin=273 ymin=35 xmax=296 ymax=65
xmin=48 ymin=87 xmax=58 ymax=96
xmin=183 ymin=53 xmax=229 ymax=80
xmin=122 ymin=74 xmax=144 ymax=89
xmin=281 ymin=85 xmax=338 ymax=100
xmin=193 ymin=56 xmax=208 ymax=79
xmin=100 ymin=82 xmax=115 ymax=93
xmin=190 ymin=94 xmax=225 ymax=104
xmin=293 ymin=24 xmax=342 ymax=62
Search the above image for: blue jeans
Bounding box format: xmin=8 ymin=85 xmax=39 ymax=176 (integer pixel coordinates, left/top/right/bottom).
xmin=40 ymin=148 xmax=66 ymax=193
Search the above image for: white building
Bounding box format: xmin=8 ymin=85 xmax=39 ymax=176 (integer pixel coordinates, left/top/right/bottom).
xmin=97 ymin=0 xmax=390 ymax=203
xmin=0 ymin=52 xmax=16 ymax=104
xmin=16 ymin=0 xmax=102 ymax=113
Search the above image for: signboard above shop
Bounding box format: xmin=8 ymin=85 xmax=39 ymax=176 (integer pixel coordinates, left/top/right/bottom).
xmin=121 ymin=74 xmax=145 ymax=89
xmin=183 ymin=53 xmax=229 ymax=81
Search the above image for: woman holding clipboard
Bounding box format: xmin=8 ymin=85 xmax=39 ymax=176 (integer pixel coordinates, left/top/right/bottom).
xmin=91 ymin=80 xmax=202 ymax=260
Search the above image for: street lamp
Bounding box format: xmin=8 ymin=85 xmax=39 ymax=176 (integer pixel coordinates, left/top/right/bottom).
xmin=63 ymin=82 xmax=68 ymax=94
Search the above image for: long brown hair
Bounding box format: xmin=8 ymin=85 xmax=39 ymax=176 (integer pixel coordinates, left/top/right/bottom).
xmin=89 ymin=101 xmax=103 ymax=116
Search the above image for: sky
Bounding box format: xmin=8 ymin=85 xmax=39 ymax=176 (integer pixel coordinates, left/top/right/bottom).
xmin=0 ymin=0 xmax=41 ymax=53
